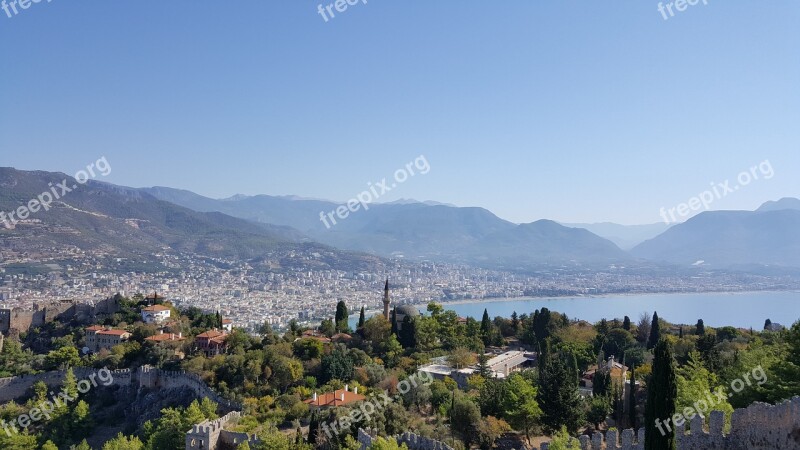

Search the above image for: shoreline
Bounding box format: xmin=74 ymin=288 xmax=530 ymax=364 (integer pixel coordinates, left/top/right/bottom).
xmin=435 ymin=289 xmax=800 ymax=306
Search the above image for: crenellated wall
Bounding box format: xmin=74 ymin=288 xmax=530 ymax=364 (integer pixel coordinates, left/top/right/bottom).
xmin=358 ymin=428 xmax=454 ymax=450
xmin=538 ymin=396 xmax=800 ymax=450
xmin=185 ymin=411 xmax=260 ymax=450
xmin=138 ymin=365 xmax=240 ymax=412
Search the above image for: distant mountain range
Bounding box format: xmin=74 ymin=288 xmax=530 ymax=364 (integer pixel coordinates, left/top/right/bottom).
xmin=560 ymin=222 xmax=672 ymax=250
xmin=631 ymin=200 xmax=800 ymax=268
xmin=0 ymin=168 xmax=379 ymax=271
xmin=141 ymin=187 xmax=631 ymax=270
xmin=3 ymin=168 xmax=800 ymax=272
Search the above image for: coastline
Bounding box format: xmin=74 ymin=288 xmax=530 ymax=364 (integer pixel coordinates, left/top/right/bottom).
xmin=435 ymin=289 xmax=800 ymax=306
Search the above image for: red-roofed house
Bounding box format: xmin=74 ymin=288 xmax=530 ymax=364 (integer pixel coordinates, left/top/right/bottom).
xmin=305 ymin=385 xmax=365 ymax=409
xmin=195 ymin=329 xmax=228 ymax=356
xmin=145 ymin=330 xmax=185 ymax=343
xmin=85 ymin=326 xmax=131 ymax=352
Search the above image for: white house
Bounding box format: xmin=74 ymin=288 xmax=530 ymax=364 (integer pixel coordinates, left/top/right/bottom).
xmin=141 ymin=304 xmax=171 ymax=324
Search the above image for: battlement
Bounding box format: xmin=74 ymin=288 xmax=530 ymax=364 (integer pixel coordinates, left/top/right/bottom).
xmin=538 ymin=396 xmax=800 ymax=450
xmin=358 ymin=428 xmax=454 ymax=450
xmin=186 ymin=410 xmax=260 ymax=450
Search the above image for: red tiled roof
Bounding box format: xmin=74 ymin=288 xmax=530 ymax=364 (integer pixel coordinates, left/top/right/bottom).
xmin=86 ymin=325 xmax=104 ymax=331
xmin=146 ymin=333 xmax=185 ymax=342
xmin=142 ymin=305 xmax=170 ymax=312
xmin=196 ymin=330 xmax=226 ymax=339
xmin=97 ymin=329 xmax=130 ymax=336
xmin=305 ymin=389 xmax=366 ymax=407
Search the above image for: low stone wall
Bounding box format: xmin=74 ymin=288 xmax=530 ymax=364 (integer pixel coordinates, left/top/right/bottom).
xmin=538 ymin=396 xmax=800 ymax=450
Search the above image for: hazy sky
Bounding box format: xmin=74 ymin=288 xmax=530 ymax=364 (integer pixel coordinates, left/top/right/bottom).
xmin=2 ymin=1 xmax=798 ymax=225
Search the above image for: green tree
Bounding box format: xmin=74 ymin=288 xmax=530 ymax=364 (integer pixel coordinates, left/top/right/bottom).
xmin=321 ymin=344 xmax=354 ymax=382
xmin=647 ymin=312 xmax=661 ymax=350
xmin=448 ymin=347 xmax=476 ymax=369
xmin=41 ymin=441 xmax=59 ymax=450
xmin=762 ymin=321 xmax=800 ymax=402
xmin=335 ymin=300 xmax=350 ymax=333
xmin=368 ymin=437 xmax=408 ymax=450
xmin=358 ymin=306 xmax=366 ymax=328
xmin=644 ymin=339 xmax=677 ymax=450
xmin=587 ymin=396 xmax=612 ymax=430
xmin=623 ymin=316 xmax=631 ymax=331
xmin=539 ymin=354 xmax=583 ymax=433
xmin=592 ymin=368 xmax=612 ymax=398
xmin=505 ymin=373 xmax=542 ymax=442
xmin=103 ymin=433 xmax=145 ymax=450
xmin=480 ymin=309 xmax=492 ymax=343
xmin=451 ymin=392 xmax=482 ymax=446
xmin=74 ymin=440 xmax=92 ymax=450
xmin=696 ymin=319 xmax=705 ymax=336
xmin=676 ymin=353 xmax=733 ymax=431
xmin=45 ymin=346 xmax=82 ymax=369
xmin=546 ymin=427 xmax=581 ymax=450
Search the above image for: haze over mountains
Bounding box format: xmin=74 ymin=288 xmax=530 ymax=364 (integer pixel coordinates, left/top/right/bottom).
xmin=632 ymin=199 xmax=800 ymax=269
xmin=3 ymin=168 xmax=800 ymax=273
xmin=0 ymin=168 xmax=379 ymax=272
xmin=141 ymin=186 xmax=632 ymax=269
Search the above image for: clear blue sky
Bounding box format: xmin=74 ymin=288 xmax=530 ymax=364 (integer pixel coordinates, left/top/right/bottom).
xmin=2 ymin=1 xmax=798 ymax=224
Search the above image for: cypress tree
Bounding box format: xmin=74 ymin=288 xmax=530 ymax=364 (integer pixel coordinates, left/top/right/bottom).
xmin=335 ymin=300 xmax=349 ymax=332
xmin=679 ymin=326 xmax=683 ymax=339
xmin=391 ymin=307 xmax=398 ymax=335
xmin=511 ymin=311 xmax=520 ymax=333
xmin=623 ymin=315 xmax=631 ymax=331
xmin=647 ymin=312 xmax=661 ymax=350
xmin=358 ymin=306 xmax=366 ymax=328
xmin=308 ymin=409 xmax=320 ymax=444
xmin=629 ymin=365 xmax=636 ymax=429
xmin=644 ymin=339 xmax=677 ymax=450
xmin=539 ymin=353 xmax=583 ymax=433
xmin=696 ymin=319 xmax=705 ymax=336
xmin=480 ymin=308 xmax=492 ymax=341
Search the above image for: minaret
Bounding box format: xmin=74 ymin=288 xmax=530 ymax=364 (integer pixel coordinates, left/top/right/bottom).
xmin=383 ymin=278 xmax=390 ymax=320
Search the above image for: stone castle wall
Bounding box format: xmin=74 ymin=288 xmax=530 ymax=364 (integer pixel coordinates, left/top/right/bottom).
xmin=538 ymin=396 xmax=800 ymax=450
xmin=0 ymin=367 xmax=132 ymax=403
xmin=185 ymin=411 xmax=260 ymax=450
xmin=0 ymin=365 xmax=237 ymax=414
xmin=358 ymin=428 xmax=454 ymax=450
xmin=139 ymin=365 xmax=240 ymax=412
xmin=0 ymin=296 xmax=122 ymax=335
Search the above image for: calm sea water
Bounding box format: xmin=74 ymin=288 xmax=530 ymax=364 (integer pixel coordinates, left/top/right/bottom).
xmin=441 ymin=291 xmax=800 ymax=329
